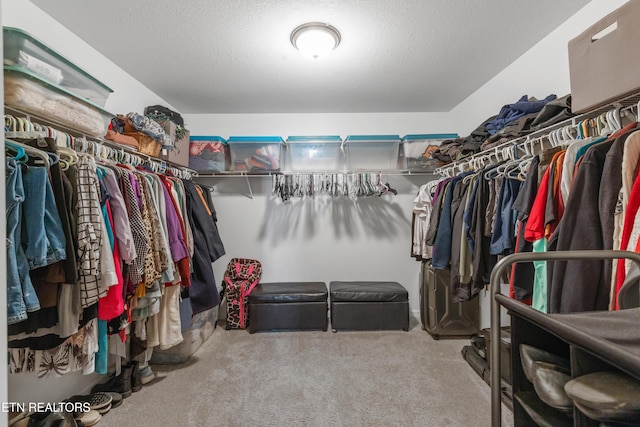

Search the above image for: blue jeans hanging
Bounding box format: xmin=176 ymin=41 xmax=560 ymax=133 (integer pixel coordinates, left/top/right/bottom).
xmin=6 ymin=159 xmax=40 ymax=324
xmin=21 ymin=165 xmax=67 ymax=269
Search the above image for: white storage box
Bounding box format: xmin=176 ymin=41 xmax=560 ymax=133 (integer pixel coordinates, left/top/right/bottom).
xmin=4 ymin=65 xmax=113 ymax=138
xmin=344 ymin=135 xmax=401 ymax=170
xmin=227 ymin=136 xmax=283 ymax=172
xmin=3 ymin=27 xmax=113 ymax=107
xmin=401 ymin=134 xmax=458 ymax=171
xmin=285 ymin=135 xmax=344 ymax=171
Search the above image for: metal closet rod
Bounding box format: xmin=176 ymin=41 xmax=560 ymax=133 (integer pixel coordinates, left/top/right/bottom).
xmin=488 ymin=249 xmax=640 ymax=427
xmin=435 ymin=90 xmax=640 ymax=177
xmin=4 ymin=106 xmax=198 ymax=178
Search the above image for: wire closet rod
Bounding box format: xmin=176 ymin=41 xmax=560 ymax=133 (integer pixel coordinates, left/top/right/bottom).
xmin=434 ymin=90 xmax=640 ymax=177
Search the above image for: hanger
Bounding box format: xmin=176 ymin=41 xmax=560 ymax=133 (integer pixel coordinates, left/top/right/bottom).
xmin=612 ymin=107 xmax=622 ymax=131
xmin=6 ymin=139 xmax=50 ymax=169
xmin=5 ymin=140 xmax=27 ymax=162
xmin=58 ymin=146 xmax=78 ymax=166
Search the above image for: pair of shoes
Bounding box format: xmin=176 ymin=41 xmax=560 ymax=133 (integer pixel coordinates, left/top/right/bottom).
xmin=92 ymin=360 xmax=142 ymax=398
xmin=520 ymin=344 xmax=570 ymax=382
xmin=139 ymin=365 xmax=156 ymax=385
xmin=69 ymin=392 xmax=112 ymax=414
xmin=520 ymin=344 xmax=573 ymax=413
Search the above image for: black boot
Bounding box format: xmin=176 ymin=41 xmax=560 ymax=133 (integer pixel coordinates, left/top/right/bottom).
xmin=92 ymin=364 xmax=133 ymax=398
xmin=130 ymin=360 xmax=142 ymax=392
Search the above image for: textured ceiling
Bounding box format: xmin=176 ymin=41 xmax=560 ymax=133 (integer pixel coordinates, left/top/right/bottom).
xmin=31 ymin=0 xmax=589 ymax=114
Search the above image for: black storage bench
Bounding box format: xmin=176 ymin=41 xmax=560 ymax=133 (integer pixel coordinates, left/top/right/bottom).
xmin=248 ymin=282 xmax=328 ymax=333
xmin=330 ymin=281 xmax=409 ymax=332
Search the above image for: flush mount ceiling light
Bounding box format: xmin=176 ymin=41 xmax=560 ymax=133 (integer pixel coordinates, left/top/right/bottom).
xmin=290 ymin=22 xmax=341 ymax=60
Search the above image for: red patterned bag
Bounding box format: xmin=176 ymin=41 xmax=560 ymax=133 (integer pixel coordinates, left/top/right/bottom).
xmin=223 ymin=258 xmax=262 ymax=330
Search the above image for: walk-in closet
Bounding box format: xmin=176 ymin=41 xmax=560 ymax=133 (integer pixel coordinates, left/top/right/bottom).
xmin=2 ymin=1 xmax=640 ymax=426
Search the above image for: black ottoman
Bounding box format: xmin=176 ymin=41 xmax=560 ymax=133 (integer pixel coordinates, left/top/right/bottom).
xmin=248 ymin=282 xmax=328 ymax=333
xmin=330 ymin=281 xmax=409 ymax=332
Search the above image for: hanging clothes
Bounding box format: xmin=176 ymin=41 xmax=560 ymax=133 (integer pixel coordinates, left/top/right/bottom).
xmin=549 ymin=123 xmax=637 ymax=313
xmin=181 ymin=179 xmax=225 ymax=314
xmin=450 ymin=174 xmax=474 ymax=300
xmin=508 ymin=154 xmax=539 ymax=302
xmin=6 ymin=133 xmax=225 ymax=379
xmin=432 ymin=173 xmax=468 ymax=269
xmin=469 ymin=167 xmax=495 ymax=296
xmin=411 ymin=180 xmax=439 ymax=260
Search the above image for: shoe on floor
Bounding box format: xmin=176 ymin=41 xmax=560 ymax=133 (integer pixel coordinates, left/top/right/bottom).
xmin=92 ymin=365 xmax=133 ymax=398
xmin=91 ymin=364 xmax=132 ymax=399
xmin=564 ymin=371 xmax=640 ymax=424
xmin=129 ymin=360 xmax=142 ymax=392
xmin=96 ymin=402 xmax=111 ymax=415
xmin=68 ymin=392 xmax=112 ymax=413
xmin=75 ymin=409 xmax=101 ymax=427
xmin=106 ymin=392 xmax=123 ymax=409
xmin=140 ymin=365 xmax=156 ymax=385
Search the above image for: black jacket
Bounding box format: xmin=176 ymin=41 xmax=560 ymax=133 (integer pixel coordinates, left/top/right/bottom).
xmin=182 ymin=180 xmax=225 ymax=314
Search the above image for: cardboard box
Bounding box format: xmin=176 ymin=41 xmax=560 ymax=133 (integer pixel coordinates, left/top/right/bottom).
xmin=161 ymin=129 xmax=190 ymax=167
xmin=569 ymin=1 xmax=640 ymax=113
xmin=157 ymin=119 xmax=176 ymax=148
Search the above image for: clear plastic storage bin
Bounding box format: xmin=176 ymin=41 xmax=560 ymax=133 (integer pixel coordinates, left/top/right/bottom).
xmin=285 ymin=135 xmax=344 ymax=171
xmin=401 ymin=134 xmax=458 ymax=171
xmin=344 ymin=135 xmax=401 ymax=170
xmin=3 ymin=27 xmax=113 ymax=107
xmin=4 ymin=66 xmax=113 ymax=138
xmin=227 ymin=136 xmax=284 ymax=172
xmin=189 ymin=136 xmax=228 ymax=172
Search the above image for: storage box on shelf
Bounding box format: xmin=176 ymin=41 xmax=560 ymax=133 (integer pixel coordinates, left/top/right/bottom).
xmin=568 ymin=0 xmax=640 ymax=113
xmin=227 ymin=136 xmax=283 ymax=172
xmin=4 ymin=65 xmax=113 ymax=138
xmin=401 ymin=134 xmax=458 ymax=171
xmin=188 ymin=136 xmax=228 ymax=172
xmin=158 ymin=119 xmax=190 ymax=168
xmin=123 ymin=131 xmax=162 ymax=157
xmin=344 ymin=135 xmax=401 ymax=170
xmin=285 ymin=135 xmax=344 ymax=171
xmin=3 ymin=26 xmax=113 ymax=107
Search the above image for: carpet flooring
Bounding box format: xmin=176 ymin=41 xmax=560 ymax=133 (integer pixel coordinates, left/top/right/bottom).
xmin=97 ymin=320 xmax=513 ymax=426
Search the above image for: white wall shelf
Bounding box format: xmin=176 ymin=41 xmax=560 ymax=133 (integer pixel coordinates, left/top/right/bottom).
xmin=196 ymin=170 xmax=438 ymax=178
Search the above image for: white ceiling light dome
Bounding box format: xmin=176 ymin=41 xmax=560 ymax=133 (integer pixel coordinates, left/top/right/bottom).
xmin=290 ymin=22 xmax=341 ymax=60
